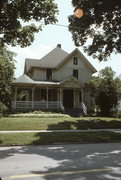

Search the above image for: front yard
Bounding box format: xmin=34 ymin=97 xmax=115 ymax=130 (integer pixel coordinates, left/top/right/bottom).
xmin=1 ymin=131 xmax=121 ymax=146
xmin=1 ymin=114 xmax=121 ymax=146
xmin=1 ymin=115 xmax=121 ymax=131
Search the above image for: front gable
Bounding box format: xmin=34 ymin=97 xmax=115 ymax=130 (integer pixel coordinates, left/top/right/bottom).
xmin=56 ymin=48 xmax=96 ymax=74
xmin=53 ymin=49 xmax=96 ymax=83
xmin=59 ymin=76 xmax=84 ymax=88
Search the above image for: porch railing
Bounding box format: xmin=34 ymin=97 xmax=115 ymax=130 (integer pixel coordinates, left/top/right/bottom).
xmin=80 ymin=102 xmax=87 ymax=115
xmin=11 ymin=101 xmax=64 ymax=111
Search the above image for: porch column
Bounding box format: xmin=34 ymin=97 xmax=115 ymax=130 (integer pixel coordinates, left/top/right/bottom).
xmin=14 ymin=87 xmax=17 ymax=108
xmin=46 ymin=87 xmax=48 ymax=109
xmin=60 ymin=88 xmax=62 ymax=101
xmin=74 ymin=89 xmax=79 ymax=108
xmin=73 ymin=89 xmax=76 ymax=108
xmin=14 ymin=87 xmax=17 ymax=101
xmin=60 ymin=88 xmax=63 ymax=103
xmin=32 ymin=87 xmax=34 ymax=108
xmin=81 ymin=88 xmax=83 ymax=103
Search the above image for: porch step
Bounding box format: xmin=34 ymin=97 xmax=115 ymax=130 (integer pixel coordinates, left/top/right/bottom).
xmin=65 ymin=108 xmax=83 ymax=117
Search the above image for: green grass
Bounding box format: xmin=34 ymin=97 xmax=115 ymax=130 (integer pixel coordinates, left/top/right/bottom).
xmin=1 ymin=116 xmax=121 ymax=131
xmin=0 ymin=131 xmax=121 ymax=146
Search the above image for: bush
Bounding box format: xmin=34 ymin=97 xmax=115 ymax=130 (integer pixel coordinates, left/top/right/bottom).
xmin=0 ymin=102 xmax=8 ymax=117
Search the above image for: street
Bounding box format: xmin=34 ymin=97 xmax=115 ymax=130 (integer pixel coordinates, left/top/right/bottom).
xmin=0 ymin=143 xmax=121 ymax=180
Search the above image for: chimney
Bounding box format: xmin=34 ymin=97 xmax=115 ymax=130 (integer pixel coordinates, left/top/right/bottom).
xmin=57 ymin=44 xmax=61 ymax=48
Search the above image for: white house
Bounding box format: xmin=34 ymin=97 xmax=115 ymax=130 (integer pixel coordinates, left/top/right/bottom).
xmin=11 ymin=44 xmax=96 ymax=115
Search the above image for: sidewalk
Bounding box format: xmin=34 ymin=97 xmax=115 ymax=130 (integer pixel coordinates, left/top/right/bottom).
xmin=0 ymin=129 xmax=121 ymax=133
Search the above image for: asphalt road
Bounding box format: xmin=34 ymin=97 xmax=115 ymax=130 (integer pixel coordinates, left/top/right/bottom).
xmin=1 ymin=143 xmax=121 ymax=180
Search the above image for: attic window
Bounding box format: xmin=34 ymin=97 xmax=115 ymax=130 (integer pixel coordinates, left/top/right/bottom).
xmin=73 ymin=57 xmax=78 ymax=65
xmin=46 ymin=69 xmax=52 ymax=80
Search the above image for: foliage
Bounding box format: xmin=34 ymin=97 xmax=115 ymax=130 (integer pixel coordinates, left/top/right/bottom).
xmin=9 ymin=113 xmax=69 ymax=118
xmin=69 ymin=0 xmax=121 ymax=61
xmin=0 ymin=47 xmax=15 ymax=108
xmin=0 ymin=102 xmax=8 ymax=112
xmin=0 ymin=0 xmax=58 ymax=47
xmin=89 ymin=67 xmax=121 ymax=116
xmin=0 ymin=101 xmax=8 ymax=117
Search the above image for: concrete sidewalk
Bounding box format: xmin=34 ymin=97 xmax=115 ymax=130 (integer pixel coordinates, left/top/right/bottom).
xmin=0 ymin=129 xmax=121 ymax=133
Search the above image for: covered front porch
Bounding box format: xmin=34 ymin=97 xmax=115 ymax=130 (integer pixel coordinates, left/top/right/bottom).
xmin=11 ymin=75 xmax=86 ymax=114
xmin=11 ymin=87 xmax=84 ymax=111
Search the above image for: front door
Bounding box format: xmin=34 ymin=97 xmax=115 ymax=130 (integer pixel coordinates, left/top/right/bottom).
xmin=63 ymin=90 xmax=74 ymax=108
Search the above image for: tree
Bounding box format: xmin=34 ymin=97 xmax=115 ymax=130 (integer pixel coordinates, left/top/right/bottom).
xmin=68 ymin=0 xmax=121 ymax=61
xmin=0 ymin=47 xmax=15 ymax=108
xmin=89 ymin=67 xmax=121 ymax=116
xmin=0 ymin=0 xmax=58 ymax=47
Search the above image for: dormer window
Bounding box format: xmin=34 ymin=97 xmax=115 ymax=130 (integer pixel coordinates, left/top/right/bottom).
xmin=46 ymin=69 xmax=52 ymax=80
xmin=73 ymin=57 xmax=78 ymax=65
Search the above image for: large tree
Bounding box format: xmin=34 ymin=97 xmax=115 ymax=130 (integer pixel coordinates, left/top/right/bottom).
xmin=0 ymin=47 xmax=15 ymax=108
xmin=0 ymin=0 xmax=58 ymax=47
xmin=69 ymin=0 xmax=121 ymax=61
xmin=89 ymin=67 xmax=121 ymax=116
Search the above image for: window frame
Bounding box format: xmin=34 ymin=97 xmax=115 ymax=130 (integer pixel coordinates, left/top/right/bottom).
xmin=46 ymin=68 xmax=52 ymax=80
xmin=73 ymin=57 xmax=78 ymax=65
xmin=73 ymin=69 xmax=78 ymax=79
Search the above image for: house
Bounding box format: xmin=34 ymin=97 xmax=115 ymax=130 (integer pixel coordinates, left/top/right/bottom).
xmin=11 ymin=44 xmax=96 ymax=115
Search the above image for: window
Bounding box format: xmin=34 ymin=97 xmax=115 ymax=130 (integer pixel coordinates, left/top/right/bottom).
xmin=73 ymin=69 xmax=78 ymax=79
xmin=73 ymin=57 xmax=78 ymax=65
xmin=46 ymin=69 xmax=52 ymax=80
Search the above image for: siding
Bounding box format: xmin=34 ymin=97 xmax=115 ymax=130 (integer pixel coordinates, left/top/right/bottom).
xmin=53 ymin=55 xmax=92 ymax=83
xmin=31 ymin=54 xmax=92 ymax=83
xmin=32 ymin=68 xmax=46 ymax=81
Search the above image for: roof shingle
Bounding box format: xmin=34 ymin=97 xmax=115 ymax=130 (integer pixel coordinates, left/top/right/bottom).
xmin=25 ymin=47 xmax=68 ymax=72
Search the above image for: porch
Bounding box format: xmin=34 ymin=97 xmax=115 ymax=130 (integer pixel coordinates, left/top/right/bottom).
xmin=11 ymin=76 xmax=86 ymax=114
xmin=11 ymin=87 xmax=84 ymax=112
xmin=11 ymin=101 xmax=64 ymax=111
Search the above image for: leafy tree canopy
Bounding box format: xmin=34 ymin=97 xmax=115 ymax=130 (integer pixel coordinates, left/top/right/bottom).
xmin=0 ymin=47 xmax=15 ymax=108
xmin=0 ymin=0 xmax=58 ymax=47
xmin=69 ymin=0 xmax=121 ymax=61
xmin=89 ymin=67 xmax=121 ymax=116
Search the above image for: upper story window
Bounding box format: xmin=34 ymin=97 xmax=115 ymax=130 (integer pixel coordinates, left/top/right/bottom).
xmin=73 ymin=69 xmax=78 ymax=79
xmin=73 ymin=57 xmax=78 ymax=65
xmin=46 ymin=69 xmax=52 ymax=80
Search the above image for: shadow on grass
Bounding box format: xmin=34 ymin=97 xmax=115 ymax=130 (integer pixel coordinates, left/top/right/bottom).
xmin=31 ymin=131 xmax=121 ymax=146
xmin=47 ymin=119 xmax=121 ymax=130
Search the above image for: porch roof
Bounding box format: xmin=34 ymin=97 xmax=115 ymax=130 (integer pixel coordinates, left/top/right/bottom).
xmin=12 ymin=75 xmax=84 ymax=88
xmin=12 ymin=74 xmax=34 ymax=84
xmin=12 ymin=74 xmax=60 ymax=86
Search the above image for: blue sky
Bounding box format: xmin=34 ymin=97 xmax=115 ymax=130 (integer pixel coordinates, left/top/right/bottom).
xmin=9 ymin=0 xmax=121 ymax=77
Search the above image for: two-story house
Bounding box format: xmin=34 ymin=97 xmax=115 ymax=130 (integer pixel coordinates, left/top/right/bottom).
xmin=11 ymin=44 xmax=96 ymax=114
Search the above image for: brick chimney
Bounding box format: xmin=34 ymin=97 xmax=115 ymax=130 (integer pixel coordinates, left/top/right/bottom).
xmin=57 ymin=44 xmax=61 ymax=48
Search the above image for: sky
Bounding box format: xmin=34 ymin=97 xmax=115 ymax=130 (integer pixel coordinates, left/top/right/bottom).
xmin=9 ymin=0 xmax=121 ymax=78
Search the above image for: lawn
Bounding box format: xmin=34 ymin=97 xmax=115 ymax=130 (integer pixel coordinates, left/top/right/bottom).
xmin=0 ymin=131 xmax=121 ymax=146
xmin=1 ymin=116 xmax=121 ymax=131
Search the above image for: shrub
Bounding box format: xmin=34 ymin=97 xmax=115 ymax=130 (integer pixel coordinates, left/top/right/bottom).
xmin=0 ymin=102 xmax=8 ymax=117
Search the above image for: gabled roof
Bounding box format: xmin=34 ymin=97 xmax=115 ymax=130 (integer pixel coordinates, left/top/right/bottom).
xmin=56 ymin=48 xmax=97 ymax=73
xmin=24 ymin=46 xmax=96 ymax=74
xmin=12 ymin=74 xmax=60 ymax=86
xmin=12 ymin=74 xmax=34 ymax=84
xmin=25 ymin=47 xmax=68 ymax=73
xmin=59 ymin=76 xmax=84 ymax=88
